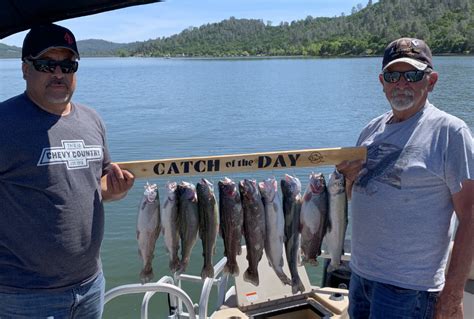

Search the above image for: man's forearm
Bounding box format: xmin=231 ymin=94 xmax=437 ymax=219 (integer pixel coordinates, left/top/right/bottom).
xmin=443 ymin=211 xmax=474 ymax=301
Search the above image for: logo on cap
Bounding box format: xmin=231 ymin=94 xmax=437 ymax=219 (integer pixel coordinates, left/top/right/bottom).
xmin=64 ymin=32 xmax=74 ymax=45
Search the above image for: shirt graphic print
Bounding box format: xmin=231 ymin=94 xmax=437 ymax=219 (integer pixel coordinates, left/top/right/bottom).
xmin=37 ymin=140 xmax=104 ymax=169
xmin=354 ymin=143 xmax=422 ymax=195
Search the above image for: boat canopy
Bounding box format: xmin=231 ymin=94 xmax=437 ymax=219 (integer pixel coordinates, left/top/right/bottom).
xmin=0 ymin=0 xmax=162 ymax=39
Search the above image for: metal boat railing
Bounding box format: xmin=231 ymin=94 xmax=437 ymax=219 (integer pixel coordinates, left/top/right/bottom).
xmin=197 ymin=257 xmax=229 ymax=318
xmin=104 ymin=257 xmax=229 ymax=318
xmin=104 ymin=276 xmax=196 ymax=318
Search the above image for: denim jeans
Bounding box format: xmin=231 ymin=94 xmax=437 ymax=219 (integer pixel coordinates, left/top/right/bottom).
xmin=0 ymin=272 xmax=105 ymax=319
xmin=349 ymin=272 xmax=439 ymax=319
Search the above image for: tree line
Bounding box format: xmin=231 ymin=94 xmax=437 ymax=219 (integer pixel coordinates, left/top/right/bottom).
xmin=125 ymin=0 xmax=473 ymax=57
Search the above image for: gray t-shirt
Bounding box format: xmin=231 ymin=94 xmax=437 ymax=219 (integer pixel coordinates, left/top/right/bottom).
xmin=0 ymin=93 xmax=111 ymax=292
xmin=351 ymin=101 xmax=473 ymax=291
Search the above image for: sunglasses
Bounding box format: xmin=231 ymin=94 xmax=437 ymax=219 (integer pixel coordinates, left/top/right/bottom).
xmin=382 ymin=70 xmax=426 ymax=83
xmin=26 ymin=59 xmax=79 ymax=74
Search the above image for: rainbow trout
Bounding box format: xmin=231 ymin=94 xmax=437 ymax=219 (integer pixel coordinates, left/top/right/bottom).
xmin=197 ymin=178 xmax=219 ymax=279
xmin=161 ymin=181 xmax=180 ymax=273
xmin=218 ymin=177 xmax=244 ymax=276
xmin=326 ymin=170 xmax=348 ymax=272
xmin=281 ymin=174 xmax=305 ymax=294
xmin=300 ymin=172 xmax=329 ymax=266
xmin=136 ymin=182 xmax=161 ymax=283
xmin=177 ymin=181 xmax=199 ymax=273
xmin=240 ymin=179 xmax=266 ymax=286
xmin=259 ymin=177 xmax=291 ymax=286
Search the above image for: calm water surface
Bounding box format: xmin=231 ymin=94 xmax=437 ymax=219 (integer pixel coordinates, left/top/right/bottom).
xmin=1 ymin=56 xmax=473 ymax=318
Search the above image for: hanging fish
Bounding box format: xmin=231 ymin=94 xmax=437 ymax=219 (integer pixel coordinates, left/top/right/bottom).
xmin=281 ymin=174 xmax=305 ymax=294
xmin=240 ymin=179 xmax=266 ymax=286
xmin=259 ymin=177 xmax=291 ymax=286
xmin=161 ymin=181 xmax=180 ymax=273
xmin=176 ymin=181 xmax=199 ymax=274
xmin=136 ymin=182 xmax=161 ymax=283
xmin=218 ymin=177 xmax=244 ymax=276
xmin=326 ymin=170 xmax=348 ymax=272
xmin=197 ymin=178 xmax=219 ymax=280
xmin=300 ymin=172 xmax=329 ymax=266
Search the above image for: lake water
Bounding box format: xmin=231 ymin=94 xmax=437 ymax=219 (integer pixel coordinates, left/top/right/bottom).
xmin=1 ymin=56 xmax=473 ymax=318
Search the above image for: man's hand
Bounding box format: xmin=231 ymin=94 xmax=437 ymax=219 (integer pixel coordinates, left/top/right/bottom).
xmin=335 ymin=159 xmax=365 ymax=199
xmin=434 ymin=291 xmax=463 ymax=319
xmin=101 ymin=163 xmax=135 ymax=201
xmin=434 ymin=179 xmax=473 ymax=319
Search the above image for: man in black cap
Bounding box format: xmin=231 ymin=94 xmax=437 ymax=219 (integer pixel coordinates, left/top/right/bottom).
xmin=0 ymin=24 xmax=134 ymax=318
xmin=337 ymin=38 xmax=473 ymax=318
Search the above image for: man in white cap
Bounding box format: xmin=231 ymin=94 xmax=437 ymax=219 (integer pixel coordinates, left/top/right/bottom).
xmin=337 ymin=38 xmax=473 ymax=318
xmin=0 ymin=24 xmax=134 ymax=318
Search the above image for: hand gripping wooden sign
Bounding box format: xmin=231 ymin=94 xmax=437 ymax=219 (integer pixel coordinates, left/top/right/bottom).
xmin=116 ymin=147 xmax=366 ymax=179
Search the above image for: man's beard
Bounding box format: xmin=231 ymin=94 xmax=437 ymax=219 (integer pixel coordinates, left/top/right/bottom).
xmin=389 ymin=88 xmax=415 ymax=111
xmin=45 ymin=79 xmax=71 ymax=104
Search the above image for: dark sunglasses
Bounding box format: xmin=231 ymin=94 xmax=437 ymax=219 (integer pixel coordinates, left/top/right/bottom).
xmin=383 ymin=70 xmax=426 ymax=83
xmin=26 ymin=59 xmax=79 ymax=74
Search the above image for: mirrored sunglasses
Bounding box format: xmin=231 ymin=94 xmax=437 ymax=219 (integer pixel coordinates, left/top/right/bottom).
xmin=383 ymin=70 xmax=426 ymax=83
xmin=26 ymin=59 xmax=79 ymax=74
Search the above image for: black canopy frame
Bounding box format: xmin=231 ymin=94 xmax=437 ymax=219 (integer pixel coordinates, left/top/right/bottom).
xmin=0 ymin=0 xmax=162 ymax=39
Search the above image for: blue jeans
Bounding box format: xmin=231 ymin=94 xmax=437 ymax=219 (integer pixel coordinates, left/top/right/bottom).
xmin=0 ymin=272 xmax=105 ymax=319
xmin=349 ymin=272 xmax=439 ymax=319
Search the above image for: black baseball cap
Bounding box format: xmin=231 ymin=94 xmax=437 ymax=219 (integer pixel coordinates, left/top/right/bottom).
xmin=22 ymin=24 xmax=80 ymax=61
xmin=382 ymin=38 xmax=433 ymax=71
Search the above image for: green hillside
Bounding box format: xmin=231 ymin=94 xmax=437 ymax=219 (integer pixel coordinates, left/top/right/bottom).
xmin=77 ymin=39 xmax=130 ymax=56
xmin=1 ymin=0 xmax=472 ymax=58
xmin=0 ymin=43 xmax=21 ymax=58
xmin=131 ymin=0 xmax=473 ymax=57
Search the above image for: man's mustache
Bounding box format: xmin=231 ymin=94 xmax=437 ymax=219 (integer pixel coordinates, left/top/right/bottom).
xmin=47 ymin=79 xmax=69 ymax=88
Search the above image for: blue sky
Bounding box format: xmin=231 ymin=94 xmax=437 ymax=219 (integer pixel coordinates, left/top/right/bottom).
xmin=1 ymin=0 xmax=374 ymax=47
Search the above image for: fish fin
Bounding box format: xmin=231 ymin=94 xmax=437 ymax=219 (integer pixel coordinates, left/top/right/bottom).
xmin=279 ymin=256 xmax=285 ymax=268
xmin=272 ymin=202 xmax=278 ymax=212
xmin=303 ymin=192 xmax=312 ymax=201
xmin=326 ymin=216 xmax=332 ymax=233
xmin=243 ymin=269 xmax=259 ymax=286
xmin=201 ymin=265 xmax=215 ymax=280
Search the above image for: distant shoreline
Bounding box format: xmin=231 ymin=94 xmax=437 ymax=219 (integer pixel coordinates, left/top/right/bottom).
xmin=1 ymin=53 xmax=472 ymax=60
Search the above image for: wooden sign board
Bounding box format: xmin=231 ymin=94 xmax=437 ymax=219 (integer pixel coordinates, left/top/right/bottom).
xmin=116 ymin=147 xmax=366 ymax=179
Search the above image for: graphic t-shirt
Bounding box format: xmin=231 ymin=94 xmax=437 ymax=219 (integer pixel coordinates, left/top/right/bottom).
xmin=0 ymin=93 xmax=111 ymax=291
xmin=350 ymin=101 xmax=473 ymax=291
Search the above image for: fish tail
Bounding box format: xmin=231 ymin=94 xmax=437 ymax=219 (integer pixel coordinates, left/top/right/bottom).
xmin=177 ymin=260 xmax=189 ymax=274
xmin=243 ymin=269 xmax=259 ymax=286
xmin=169 ymin=258 xmax=180 ymax=273
xmin=201 ymin=264 xmax=215 ymax=280
xmin=140 ymin=268 xmax=154 ymax=284
xmin=223 ymin=262 xmax=240 ymax=276
xmin=307 ymin=257 xmax=319 ymax=266
xmin=291 ymin=276 xmax=305 ymax=294
xmin=327 ymin=261 xmax=341 ymax=273
xmin=276 ymin=271 xmax=292 ymax=286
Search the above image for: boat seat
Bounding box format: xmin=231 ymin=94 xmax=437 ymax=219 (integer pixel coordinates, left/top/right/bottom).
xmin=233 ymin=245 xmax=312 ymax=308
